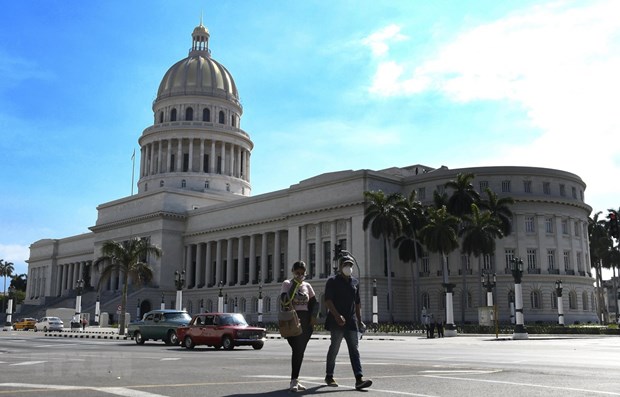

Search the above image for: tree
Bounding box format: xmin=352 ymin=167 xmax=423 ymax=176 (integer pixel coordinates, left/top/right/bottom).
xmin=393 ymin=190 xmax=427 ymax=323
xmin=479 ymin=187 xmax=515 ymax=237
xmin=363 ymin=190 xmax=407 ymax=322
xmin=419 ymin=205 xmax=460 ymax=332
xmin=94 ymin=238 xmax=161 ymax=335
xmin=589 ymin=212 xmax=611 ymax=323
xmin=445 ymin=172 xmax=480 ymax=217
xmin=0 ymin=260 xmax=15 ymax=298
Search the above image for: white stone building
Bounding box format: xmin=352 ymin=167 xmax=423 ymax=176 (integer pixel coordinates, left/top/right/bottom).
xmin=26 ymin=23 xmax=598 ymax=325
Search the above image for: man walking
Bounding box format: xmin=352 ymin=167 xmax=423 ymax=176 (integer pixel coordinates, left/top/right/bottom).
xmin=324 ymin=254 xmax=372 ymax=390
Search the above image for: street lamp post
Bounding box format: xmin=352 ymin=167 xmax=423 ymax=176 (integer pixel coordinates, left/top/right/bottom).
xmin=372 ymin=279 xmax=378 ymax=326
xmin=199 ymin=298 xmax=204 ymax=314
xmin=75 ymin=279 xmax=84 ymax=315
xmin=481 ymin=272 xmax=497 ymax=306
xmin=160 ymin=292 xmax=165 ymax=310
xmin=257 ymin=282 xmax=263 ymax=324
xmin=224 ymin=293 xmax=228 ymax=312
xmin=234 ymin=297 xmax=238 ymax=313
xmin=174 ymin=270 xmax=185 ymax=311
xmin=5 ymin=286 xmax=15 ymax=327
xmin=555 ymin=280 xmax=564 ymax=326
xmin=218 ymin=281 xmax=224 ymax=312
xmin=95 ymin=294 xmax=101 ymax=325
xmin=442 ymin=282 xmax=457 ymax=337
xmin=136 ymin=299 xmax=141 ymax=320
xmin=510 ymin=257 xmax=528 ymax=339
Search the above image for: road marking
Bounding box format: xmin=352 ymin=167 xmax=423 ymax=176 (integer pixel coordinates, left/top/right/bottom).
xmin=10 ymin=361 xmax=47 ymax=366
xmin=0 ymin=383 xmax=169 ymax=396
xmin=160 ymin=357 xmax=181 ymax=361
xmin=421 ymin=374 xmax=620 ymax=396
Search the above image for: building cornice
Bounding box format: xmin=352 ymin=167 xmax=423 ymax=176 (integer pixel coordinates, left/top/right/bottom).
xmin=90 ymin=211 xmax=187 ymax=233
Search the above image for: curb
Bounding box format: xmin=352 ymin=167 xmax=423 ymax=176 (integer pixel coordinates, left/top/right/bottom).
xmin=45 ymin=332 xmax=129 ymax=340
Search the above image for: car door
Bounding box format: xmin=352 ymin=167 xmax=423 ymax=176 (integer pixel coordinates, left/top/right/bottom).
xmin=187 ymin=315 xmax=207 ymax=344
xmin=141 ymin=313 xmax=155 ymax=339
xmin=203 ymin=314 xmax=219 ymax=345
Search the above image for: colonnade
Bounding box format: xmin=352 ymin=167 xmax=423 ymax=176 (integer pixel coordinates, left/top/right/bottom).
xmin=53 ymin=261 xmax=93 ymax=297
xmin=140 ymin=137 xmax=250 ymax=181
xmin=26 ymin=266 xmax=46 ymax=299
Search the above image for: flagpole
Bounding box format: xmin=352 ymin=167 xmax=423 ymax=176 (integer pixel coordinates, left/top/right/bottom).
xmin=131 ymin=148 xmax=136 ymax=196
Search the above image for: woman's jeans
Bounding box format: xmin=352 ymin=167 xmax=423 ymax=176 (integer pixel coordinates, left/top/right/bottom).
xmin=326 ymin=326 xmax=363 ymax=378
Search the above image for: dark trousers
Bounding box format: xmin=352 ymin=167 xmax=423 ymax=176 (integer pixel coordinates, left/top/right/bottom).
xmin=286 ymin=310 xmax=313 ymax=380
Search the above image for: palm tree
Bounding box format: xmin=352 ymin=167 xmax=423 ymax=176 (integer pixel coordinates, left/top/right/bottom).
xmin=0 ymin=260 xmax=15 ymax=299
xmin=589 ymin=212 xmax=611 ymax=323
xmin=393 ymin=190 xmax=426 ymax=323
xmin=445 ymin=172 xmax=480 ymax=217
xmin=460 ymin=204 xmax=504 ymax=308
xmin=363 ymin=190 xmax=407 ymax=322
xmin=94 ymin=238 xmax=161 ymax=335
xmin=432 ymin=190 xmax=449 ymax=209
xmin=479 ymin=187 xmax=515 ymax=237
xmin=419 ymin=205 xmax=460 ymax=334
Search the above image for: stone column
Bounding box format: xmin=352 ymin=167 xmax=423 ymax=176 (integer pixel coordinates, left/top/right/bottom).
xmin=157 ymin=140 xmax=163 ymax=174
xmin=274 ymin=231 xmax=281 ymax=281
xmin=237 ymin=236 xmax=244 ymax=285
xmin=205 ymin=241 xmax=213 ymax=287
xmin=215 ymin=240 xmax=222 ymax=287
xmin=186 ymin=245 xmax=194 ymax=288
xmin=249 ymin=234 xmax=256 ymax=283
xmin=260 ymin=233 xmax=268 ymax=283
xmin=196 ymin=243 xmax=204 ymax=288
xmin=211 ymin=140 xmax=216 ymax=173
xmin=177 ymin=138 xmax=183 ymax=172
xmin=226 ymin=238 xmax=234 ymax=285
xmin=229 ymin=144 xmax=234 ymax=177
xmin=188 ymin=138 xmax=194 ymax=172
xmin=220 ymin=142 xmax=226 ymax=175
xmin=300 ymin=225 xmax=307 ymax=264
xmin=329 ymin=221 xmax=337 ymax=276
xmin=200 ymin=139 xmax=205 ymax=173
xmin=315 ymin=224 xmax=321 ymax=278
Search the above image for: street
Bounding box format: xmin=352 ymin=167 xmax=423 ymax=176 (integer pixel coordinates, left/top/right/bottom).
xmin=0 ymin=331 xmax=619 ymax=396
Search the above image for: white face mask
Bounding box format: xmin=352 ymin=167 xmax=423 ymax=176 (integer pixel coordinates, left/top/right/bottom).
xmin=342 ymin=266 xmax=353 ymax=276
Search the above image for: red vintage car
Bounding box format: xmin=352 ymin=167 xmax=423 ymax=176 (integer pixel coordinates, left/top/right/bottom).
xmin=177 ymin=313 xmax=266 ymax=350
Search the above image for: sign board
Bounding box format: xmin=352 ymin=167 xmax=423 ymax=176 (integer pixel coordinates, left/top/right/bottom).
xmin=117 ymin=304 xmax=122 ymax=313
xmin=478 ymin=306 xmax=494 ymax=326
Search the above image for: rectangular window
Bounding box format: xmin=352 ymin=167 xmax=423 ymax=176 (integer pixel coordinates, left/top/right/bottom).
xmin=501 ymin=180 xmax=511 ymax=193
xmin=183 ymin=153 xmax=189 ymax=172
xmin=559 ymin=184 xmax=566 ymax=197
xmin=418 ymin=187 xmax=426 ymax=200
xmin=527 ymin=249 xmax=537 ymax=270
xmin=483 ymin=254 xmax=494 ymax=271
xmin=422 ymin=255 xmax=430 ymax=273
xmin=545 ymin=217 xmax=553 ymax=234
xmin=505 ymin=249 xmax=515 ymax=270
xmin=323 ymin=241 xmax=331 ymax=277
xmin=571 ymin=186 xmax=577 ymax=199
xmin=563 ymin=250 xmax=571 ymax=271
xmin=479 ymin=181 xmax=489 ymax=193
xmin=577 ymin=252 xmax=583 ymax=271
xmin=338 ymin=238 xmax=347 ymax=251
xmin=547 ymin=249 xmax=555 ymax=270
xmin=525 ymin=216 xmax=535 ymax=233
xmin=217 ymin=156 xmax=222 ymax=174
xmin=574 ymin=221 xmax=580 ymax=236
xmin=203 ymin=154 xmax=209 ymax=172
xmin=524 ymin=180 xmax=532 ymax=193
xmin=308 ymin=243 xmax=316 ymax=278
xmin=561 ymin=219 xmax=569 ymax=235
xmin=543 ymin=182 xmax=551 ymax=195
xmin=170 ymin=154 xmax=175 ymax=172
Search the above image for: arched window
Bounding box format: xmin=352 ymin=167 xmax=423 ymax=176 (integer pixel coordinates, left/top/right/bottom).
xmin=181 ymin=179 xmax=186 ymax=188
xmin=204 ymin=180 xmax=209 ymax=189
xmin=206 ymin=299 xmax=213 ymax=312
xmin=186 ymin=107 xmax=193 ymax=121
xmin=159 ymin=111 xmax=164 ymax=123
xmin=251 ymin=297 xmax=258 ymax=313
xmin=203 ymin=108 xmax=210 ymax=122
xmin=187 ymin=300 xmax=193 ymax=314
xmin=170 ymin=108 xmax=177 ymax=121
xmin=231 ymin=114 xmax=236 ymax=127
xmin=582 ymin=291 xmax=588 ymax=310
xmin=239 ymin=298 xmax=247 ymax=313
xmin=551 ymin=291 xmax=558 ymax=309
xmin=569 ymin=291 xmax=577 ymax=309
xmin=159 ymin=180 xmax=164 ymax=187
xmin=530 ymin=290 xmax=541 ymax=309
xmin=264 ymin=296 xmax=271 ymax=313
xmin=219 ymin=110 xmax=225 ymax=124
xmin=591 ymin=292 xmax=596 ymax=311
xmin=421 ymin=292 xmax=430 ymax=310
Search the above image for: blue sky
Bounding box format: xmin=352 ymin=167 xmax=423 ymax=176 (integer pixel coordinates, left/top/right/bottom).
xmin=1 ymin=0 xmax=619 ymax=281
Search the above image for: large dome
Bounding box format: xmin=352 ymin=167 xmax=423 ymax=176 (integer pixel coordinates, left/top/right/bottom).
xmin=155 ymin=22 xmax=239 ymax=105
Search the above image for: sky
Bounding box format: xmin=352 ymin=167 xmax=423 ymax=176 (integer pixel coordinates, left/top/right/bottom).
xmin=1 ymin=0 xmax=619 ymax=284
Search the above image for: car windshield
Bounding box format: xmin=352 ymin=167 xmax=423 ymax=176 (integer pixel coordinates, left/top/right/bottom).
xmin=219 ymin=314 xmax=248 ymax=326
xmin=164 ymin=312 xmax=192 ymax=322
xmin=48 ymin=317 xmax=61 ymax=322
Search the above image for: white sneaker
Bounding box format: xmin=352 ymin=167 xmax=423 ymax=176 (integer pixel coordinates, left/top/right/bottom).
xmin=296 ymin=381 xmax=306 ymax=391
xmin=289 ymin=379 xmax=298 ymax=392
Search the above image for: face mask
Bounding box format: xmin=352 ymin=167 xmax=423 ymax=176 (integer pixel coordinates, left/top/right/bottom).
xmin=342 ymin=266 xmax=353 ymax=277
xmin=294 ymin=273 xmax=306 ymax=282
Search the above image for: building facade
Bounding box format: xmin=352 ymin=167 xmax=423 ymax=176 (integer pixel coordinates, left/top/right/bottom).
xmin=26 ymin=23 xmax=598 ymax=325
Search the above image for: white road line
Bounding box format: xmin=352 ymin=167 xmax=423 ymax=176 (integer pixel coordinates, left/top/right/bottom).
xmin=0 ymin=383 xmax=169 ymax=396
xmin=10 ymin=361 xmax=47 ymax=366
xmin=160 ymin=357 xmax=181 ymax=361
xmin=422 ymin=374 xmax=620 ymax=396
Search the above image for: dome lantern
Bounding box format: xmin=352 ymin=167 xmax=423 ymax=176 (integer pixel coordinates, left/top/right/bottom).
xmin=190 ymin=21 xmax=210 ymax=57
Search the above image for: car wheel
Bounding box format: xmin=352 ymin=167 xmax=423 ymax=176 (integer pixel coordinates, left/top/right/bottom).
xmin=252 ymin=342 xmax=264 ymax=350
xmin=44 ymin=326 xmax=48 ymax=332
xmin=184 ymin=336 xmax=195 ymax=349
xmin=165 ymin=330 xmax=178 ymax=346
xmin=134 ymin=331 xmax=146 ymax=345
xmin=222 ymin=336 xmax=234 ymax=350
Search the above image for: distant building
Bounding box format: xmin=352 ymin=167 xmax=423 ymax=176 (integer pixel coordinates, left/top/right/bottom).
xmin=26 ymin=23 xmax=598 ymax=325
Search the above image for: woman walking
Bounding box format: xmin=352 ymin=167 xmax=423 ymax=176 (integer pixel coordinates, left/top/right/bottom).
xmin=280 ymin=261 xmax=319 ymax=392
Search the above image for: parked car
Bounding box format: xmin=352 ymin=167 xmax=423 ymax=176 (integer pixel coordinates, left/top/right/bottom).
xmin=13 ymin=318 xmax=37 ymax=330
xmin=35 ymin=317 xmax=64 ymax=332
xmin=127 ymin=309 xmax=192 ymax=345
xmin=177 ymin=313 xmax=266 ymax=350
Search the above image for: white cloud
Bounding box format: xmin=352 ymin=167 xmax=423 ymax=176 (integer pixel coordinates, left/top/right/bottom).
xmin=361 ymin=24 xmax=408 ymax=57
xmin=364 ymin=0 xmax=620 ymax=211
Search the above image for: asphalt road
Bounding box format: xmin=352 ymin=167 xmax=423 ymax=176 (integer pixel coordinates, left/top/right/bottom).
xmin=0 ymin=331 xmax=619 ymax=396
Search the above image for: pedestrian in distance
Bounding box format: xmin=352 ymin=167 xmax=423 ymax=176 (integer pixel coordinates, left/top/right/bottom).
xmin=437 ymin=318 xmax=444 ymax=338
xmin=280 ymin=261 xmax=319 ymax=392
xmin=430 ymin=315 xmax=436 ymax=338
xmin=324 ymin=254 xmax=372 ymax=390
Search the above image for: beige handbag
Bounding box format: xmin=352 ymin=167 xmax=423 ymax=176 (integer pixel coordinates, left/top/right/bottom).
xmin=278 ymin=281 xmax=302 ymax=338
